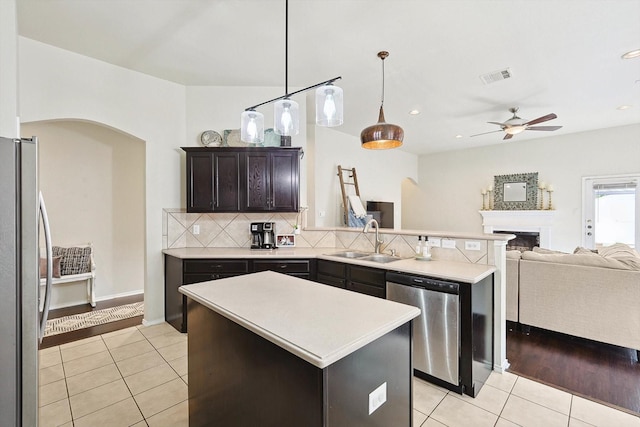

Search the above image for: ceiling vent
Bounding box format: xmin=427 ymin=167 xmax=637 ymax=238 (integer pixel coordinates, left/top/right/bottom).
xmin=480 ymin=68 xmax=513 ymax=85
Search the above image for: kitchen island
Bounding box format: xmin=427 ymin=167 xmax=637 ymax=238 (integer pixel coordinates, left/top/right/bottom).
xmin=179 ymin=270 xmax=421 ymax=427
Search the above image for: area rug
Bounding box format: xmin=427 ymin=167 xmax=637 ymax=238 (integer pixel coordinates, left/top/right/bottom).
xmin=44 ymin=302 xmax=144 ymax=337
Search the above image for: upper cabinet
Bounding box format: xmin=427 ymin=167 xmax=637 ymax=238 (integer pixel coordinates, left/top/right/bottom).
xmin=182 ymin=147 xmax=301 ymax=213
xmin=245 ymin=149 xmax=300 ymax=212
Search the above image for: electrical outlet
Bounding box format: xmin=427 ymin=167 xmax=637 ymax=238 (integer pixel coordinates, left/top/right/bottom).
xmin=465 ymin=241 xmax=481 ymax=251
xmin=319 ymin=211 xmax=326 ymax=217
xmin=427 ymin=237 xmax=441 ymax=247
xmin=192 ymin=224 xmax=200 ymax=235
xmin=368 ymin=382 xmax=387 ymax=415
xmin=442 ymin=239 xmax=456 ymax=249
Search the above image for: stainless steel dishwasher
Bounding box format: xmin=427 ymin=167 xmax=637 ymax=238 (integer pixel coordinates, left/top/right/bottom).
xmin=386 ymin=271 xmax=460 ymax=387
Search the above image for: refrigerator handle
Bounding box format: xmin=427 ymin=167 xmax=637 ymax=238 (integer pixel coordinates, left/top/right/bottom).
xmin=39 ymin=191 xmax=53 ymax=342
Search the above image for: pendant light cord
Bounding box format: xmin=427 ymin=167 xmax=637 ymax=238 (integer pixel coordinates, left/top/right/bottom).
xmin=284 ymin=0 xmax=289 ymax=97
xmin=381 ymin=56 xmax=385 ymax=108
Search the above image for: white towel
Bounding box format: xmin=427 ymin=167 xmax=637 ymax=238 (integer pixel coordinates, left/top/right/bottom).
xmin=348 ymin=195 xmax=367 ymax=218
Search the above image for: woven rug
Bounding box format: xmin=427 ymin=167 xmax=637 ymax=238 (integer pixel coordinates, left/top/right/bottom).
xmin=44 ymin=302 xmax=144 ymax=337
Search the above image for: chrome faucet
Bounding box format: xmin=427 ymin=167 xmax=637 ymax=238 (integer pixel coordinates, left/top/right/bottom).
xmin=363 ymin=218 xmax=384 ymax=254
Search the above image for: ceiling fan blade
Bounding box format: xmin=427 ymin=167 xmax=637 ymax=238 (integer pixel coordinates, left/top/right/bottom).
xmin=470 ymin=130 xmax=504 ymax=137
xmin=487 ymin=121 xmax=506 ymax=126
xmin=503 ymin=133 xmax=514 ymax=140
xmin=526 ymin=125 xmax=563 ymax=131
xmin=524 ymin=113 xmax=557 ymax=126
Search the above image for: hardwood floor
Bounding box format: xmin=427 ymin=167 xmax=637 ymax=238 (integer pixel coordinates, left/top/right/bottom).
xmin=506 ymin=322 xmax=640 ymax=416
xmin=39 ymin=294 xmax=143 ymax=349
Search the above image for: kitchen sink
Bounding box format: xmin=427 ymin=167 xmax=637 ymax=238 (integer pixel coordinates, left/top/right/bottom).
xmin=357 ymin=254 xmax=402 ymax=264
xmin=326 ymin=251 xmax=371 ymax=258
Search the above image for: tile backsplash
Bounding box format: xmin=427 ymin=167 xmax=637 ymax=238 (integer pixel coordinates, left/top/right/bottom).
xmin=162 ymin=209 xmax=490 ymax=264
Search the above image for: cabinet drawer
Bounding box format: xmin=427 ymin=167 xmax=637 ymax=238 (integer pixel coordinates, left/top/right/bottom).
xmin=183 ymin=273 xmax=244 ymax=284
xmin=349 ymin=265 xmax=386 ymax=287
xmin=317 ymin=273 xmax=346 ymax=289
xmin=184 ymin=260 xmax=249 ymax=274
xmin=317 ymin=260 xmax=346 ymax=278
xmin=348 ymin=281 xmax=386 ymax=298
xmin=252 ymin=260 xmax=310 ymax=274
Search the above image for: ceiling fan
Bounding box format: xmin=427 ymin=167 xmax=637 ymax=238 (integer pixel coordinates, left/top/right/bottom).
xmin=471 ymin=107 xmax=563 ymax=140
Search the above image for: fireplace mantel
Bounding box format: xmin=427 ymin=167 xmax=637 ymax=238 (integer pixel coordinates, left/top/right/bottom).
xmin=479 ymin=210 xmax=555 ymax=248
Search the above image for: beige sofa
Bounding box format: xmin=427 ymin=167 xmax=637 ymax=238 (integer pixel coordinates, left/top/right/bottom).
xmin=506 ymin=244 xmax=640 ymax=356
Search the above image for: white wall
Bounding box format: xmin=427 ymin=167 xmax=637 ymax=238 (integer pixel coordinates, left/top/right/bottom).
xmin=19 ymin=37 xmax=186 ymax=324
xmin=22 ymin=120 xmax=145 ymax=305
xmin=406 ymin=124 xmax=640 ymax=252
xmin=312 ymin=126 xmax=419 ymax=228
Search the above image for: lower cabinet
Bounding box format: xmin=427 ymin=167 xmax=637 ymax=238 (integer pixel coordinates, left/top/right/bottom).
xmin=316 ymin=259 xmax=386 ymax=298
xmin=164 ymin=255 xmax=314 ymax=332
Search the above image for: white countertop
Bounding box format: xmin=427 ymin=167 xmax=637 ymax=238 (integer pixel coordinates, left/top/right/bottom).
xmin=179 ymin=271 xmax=421 ymax=369
xmin=163 ymin=247 xmax=496 ymax=284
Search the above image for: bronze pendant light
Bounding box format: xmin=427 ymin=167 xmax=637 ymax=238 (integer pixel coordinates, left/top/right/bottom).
xmin=361 ymin=51 xmax=404 ymax=149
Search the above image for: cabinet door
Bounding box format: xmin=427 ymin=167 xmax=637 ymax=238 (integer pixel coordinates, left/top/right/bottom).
xmin=245 ymin=152 xmax=270 ymax=211
xmin=214 ymin=151 xmax=241 ymax=211
xmin=186 ymin=152 xmax=214 ymax=212
xmin=270 ymin=150 xmax=299 ymax=212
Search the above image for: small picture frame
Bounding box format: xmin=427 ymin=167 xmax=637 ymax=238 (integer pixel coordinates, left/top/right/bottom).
xmin=276 ymin=234 xmax=296 ymax=247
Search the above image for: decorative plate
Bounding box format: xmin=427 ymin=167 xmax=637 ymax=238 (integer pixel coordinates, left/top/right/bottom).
xmin=200 ymin=130 xmax=222 ymax=147
xmin=223 ymin=129 xmax=245 ymax=147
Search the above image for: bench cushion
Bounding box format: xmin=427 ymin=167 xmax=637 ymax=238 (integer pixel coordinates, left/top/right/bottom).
xmin=53 ymin=246 xmax=92 ymax=275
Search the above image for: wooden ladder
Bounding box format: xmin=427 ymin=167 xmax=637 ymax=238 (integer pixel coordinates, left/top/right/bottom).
xmin=337 ymin=165 xmax=360 ymax=226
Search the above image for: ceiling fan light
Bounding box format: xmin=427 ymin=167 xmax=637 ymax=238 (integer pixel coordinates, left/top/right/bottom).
xmin=504 ymin=125 xmax=526 ymax=135
xmin=274 ymin=98 xmax=299 ymax=136
xmin=361 ymin=106 xmax=404 ymax=149
xmin=241 ymin=110 xmax=265 ymax=143
xmin=316 ymin=84 xmax=343 ymax=127
xmin=621 ymin=49 xmax=640 ymax=59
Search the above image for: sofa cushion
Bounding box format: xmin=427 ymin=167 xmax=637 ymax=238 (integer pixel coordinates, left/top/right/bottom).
xmin=506 ymin=250 xmax=522 ymax=260
xmin=532 ymin=247 xmax=568 ymax=254
xmin=521 ymin=250 xmax=639 ymax=271
xmin=598 ymin=243 xmax=640 ymax=270
xmin=573 ymin=246 xmax=598 ymax=255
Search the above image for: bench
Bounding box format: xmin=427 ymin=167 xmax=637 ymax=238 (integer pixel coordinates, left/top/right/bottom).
xmin=40 ymin=244 xmax=96 ymax=307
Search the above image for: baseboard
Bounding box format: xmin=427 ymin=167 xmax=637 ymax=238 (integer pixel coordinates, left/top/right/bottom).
xmin=47 ymin=289 xmax=143 ymax=310
xmin=95 ymin=289 xmax=143 ymax=303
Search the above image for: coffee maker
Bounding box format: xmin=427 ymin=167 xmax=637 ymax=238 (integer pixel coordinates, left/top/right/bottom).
xmin=250 ymin=222 xmax=276 ymax=249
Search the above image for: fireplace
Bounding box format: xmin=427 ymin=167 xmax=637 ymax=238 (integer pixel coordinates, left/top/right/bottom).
xmin=479 ymin=210 xmax=555 ymax=248
xmin=494 ymin=230 xmax=540 ymax=252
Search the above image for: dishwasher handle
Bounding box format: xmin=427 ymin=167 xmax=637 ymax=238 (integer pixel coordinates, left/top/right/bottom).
xmin=386 ymin=271 xmax=460 ymax=295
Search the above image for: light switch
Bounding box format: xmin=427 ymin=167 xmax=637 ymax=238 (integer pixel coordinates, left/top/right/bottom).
xmin=193 ymin=224 xmax=200 ymax=235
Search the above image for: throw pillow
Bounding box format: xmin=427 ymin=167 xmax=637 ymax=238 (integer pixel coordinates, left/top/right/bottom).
xmin=573 ymin=246 xmax=598 ymax=255
xmin=39 ymin=256 xmax=62 ymax=278
xmin=53 ymin=246 xmax=92 ymax=275
xmin=532 ymin=247 xmax=567 ymax=254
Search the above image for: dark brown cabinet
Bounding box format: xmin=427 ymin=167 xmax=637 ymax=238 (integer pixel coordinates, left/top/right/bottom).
xmin=182 ymin=147 xmax=300 ymax=213
xmin=244 ymin=149 xmax=300 ymax=212
xmin=316 ymin=259 xmax=385 ymax=298
xmin=165 ymin=255 xmax=314 ymax=332
xmin=184 ymin=149 xmax=241 ymax=212
xmin=165 ymin=257 xmax=249 ymax=332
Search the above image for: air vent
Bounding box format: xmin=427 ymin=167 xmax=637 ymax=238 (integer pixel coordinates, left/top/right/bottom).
xmin=480 ymin=68 xmax=513 ymax=85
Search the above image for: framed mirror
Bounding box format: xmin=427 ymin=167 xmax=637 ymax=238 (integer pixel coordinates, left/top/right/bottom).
xmin=494 ymin=172 xmax=538 ymax=210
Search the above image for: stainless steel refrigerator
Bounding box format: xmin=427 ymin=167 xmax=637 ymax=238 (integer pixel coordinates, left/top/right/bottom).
xmin=0 ymin=136 xmax=53 ymax=427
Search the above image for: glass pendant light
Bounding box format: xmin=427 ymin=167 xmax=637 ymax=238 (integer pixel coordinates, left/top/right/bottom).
xmin=241 ymin=110 xmax=265 ymax=143
xmin=361 ymin=51 xmax=404 ymax=149
xmin=316 ymin=83 xmax=344 ymax=127
xmin=274 ymin=98 xmax=299 ymax=136
xmin=240 ymin=0 xmax=343 ymax=143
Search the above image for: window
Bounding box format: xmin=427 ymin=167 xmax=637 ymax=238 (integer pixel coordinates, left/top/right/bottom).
xmin=583 ymin=175 xmax=639 ymax=249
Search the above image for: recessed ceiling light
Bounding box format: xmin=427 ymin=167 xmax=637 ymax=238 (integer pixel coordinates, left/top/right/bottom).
xmin=455 ymin=134 xmax=463 ymax=139
xmin=621 ymin=49 xmax=640 ymax=59
xmin=617 ymin=105 xmax=632 ymax=110
xmin=409 ymin=109 xmax=420 ymax=115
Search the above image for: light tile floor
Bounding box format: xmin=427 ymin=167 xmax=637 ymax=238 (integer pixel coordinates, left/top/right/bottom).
xmin=38 ymin=322 xmax=640 ymax=427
